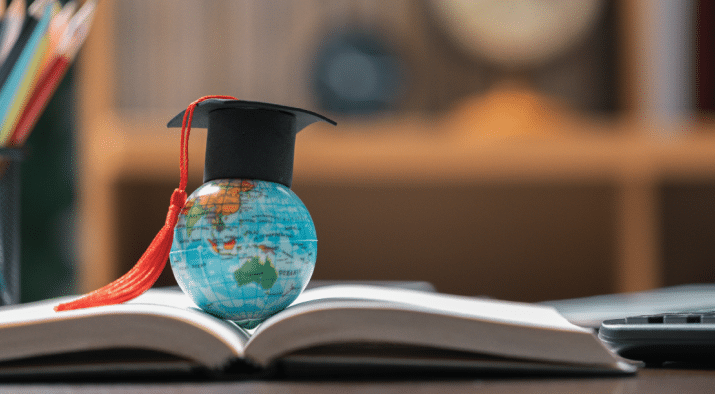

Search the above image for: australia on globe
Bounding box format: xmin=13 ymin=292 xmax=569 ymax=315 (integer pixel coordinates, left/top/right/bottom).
xmin=169 ymin=178 xmax=317 ymax=329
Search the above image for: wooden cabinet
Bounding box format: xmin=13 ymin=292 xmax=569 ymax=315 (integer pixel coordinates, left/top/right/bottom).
xmin=74 ymin=0 xmax=715 ymax=301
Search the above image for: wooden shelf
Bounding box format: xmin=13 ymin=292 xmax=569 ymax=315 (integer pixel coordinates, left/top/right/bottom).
xmin=83 ymin=112 xmax=715 ymax=186
xmin=73 ymin=0 xmax=715 ymax=299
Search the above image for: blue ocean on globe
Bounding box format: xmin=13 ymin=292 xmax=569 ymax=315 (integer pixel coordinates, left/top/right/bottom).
xmin=169 ymin=179 xmax=317 ymax=329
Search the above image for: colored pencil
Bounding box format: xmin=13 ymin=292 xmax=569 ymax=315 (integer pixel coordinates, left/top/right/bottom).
xmin=8 ymin=0 xmax=95 ymax=147
xmin=0 ymin=2 xmax=51 ymax=145
xmin=0 ymin=0 xmax=24 ymax=64
xmin=39 ymin=0 xmax=75 ymax=71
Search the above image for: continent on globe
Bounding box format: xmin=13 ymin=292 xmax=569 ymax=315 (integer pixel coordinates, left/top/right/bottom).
xmin=207 ymin=238 xmax=240 ymax=257
xmin=183 ymin=180 xmax=255 ymax=236
xmin=233 ymin=255 xmax=278 ymax=290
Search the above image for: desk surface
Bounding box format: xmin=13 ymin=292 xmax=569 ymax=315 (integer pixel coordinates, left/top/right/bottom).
xmin=0 ymin=368 xmax=713 ymax=394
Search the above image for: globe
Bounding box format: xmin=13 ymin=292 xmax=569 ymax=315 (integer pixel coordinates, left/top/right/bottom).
xmin=169 ymin=179 xmax=317 ymax=329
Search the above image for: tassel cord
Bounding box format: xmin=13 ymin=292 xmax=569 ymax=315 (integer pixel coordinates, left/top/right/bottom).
xmin=55 ymin=95 xmax=238 ymax=311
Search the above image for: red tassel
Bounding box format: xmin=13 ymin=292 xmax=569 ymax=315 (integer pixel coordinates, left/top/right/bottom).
xmin=54 ymin=189 xmax=186 ymax=311
xmin=55 ymin=95 xmax=238 ymax=312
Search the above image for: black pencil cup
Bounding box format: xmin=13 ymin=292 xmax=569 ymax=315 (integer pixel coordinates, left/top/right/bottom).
xmin=0 ymin=148 xmax=22 ymax=305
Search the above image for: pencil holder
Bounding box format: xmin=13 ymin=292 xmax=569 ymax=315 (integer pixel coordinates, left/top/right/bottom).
xmin=0 ymin=148 xmax=22 ymax=305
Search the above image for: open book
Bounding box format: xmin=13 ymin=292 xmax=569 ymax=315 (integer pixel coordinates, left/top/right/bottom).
xmin=0 ymin=284 xmax=636 ymax=378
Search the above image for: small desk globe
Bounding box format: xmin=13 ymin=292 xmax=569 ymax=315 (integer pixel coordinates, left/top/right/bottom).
xmin=169 ymin=178 xmax=317 ymax=329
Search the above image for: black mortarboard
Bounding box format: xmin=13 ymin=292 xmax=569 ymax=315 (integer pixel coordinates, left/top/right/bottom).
xmin=167 ymin=99 xmax=336 ymax=187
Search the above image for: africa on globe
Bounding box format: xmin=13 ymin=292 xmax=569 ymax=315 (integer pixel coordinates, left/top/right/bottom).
xmin=169 ymin=178 xmax=317 ymax=329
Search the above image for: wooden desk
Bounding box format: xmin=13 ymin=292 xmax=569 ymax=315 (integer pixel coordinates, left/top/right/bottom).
xmin=0 ymin=368 xmax=712 ymax=393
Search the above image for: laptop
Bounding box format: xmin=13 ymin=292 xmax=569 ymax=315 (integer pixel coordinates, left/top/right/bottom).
xmin=543 ymin=284 xmax=715 ymax=365
xmin=598 ymin=310 xmax=715 ymax=365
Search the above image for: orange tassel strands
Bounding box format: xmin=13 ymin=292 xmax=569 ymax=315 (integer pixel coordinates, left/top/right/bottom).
xmin=55 ymin=95 xmax=238 ymax=312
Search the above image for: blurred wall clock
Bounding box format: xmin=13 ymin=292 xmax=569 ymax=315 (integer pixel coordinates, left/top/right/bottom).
xmin=312 ymin=31 xmax=405 ymax=115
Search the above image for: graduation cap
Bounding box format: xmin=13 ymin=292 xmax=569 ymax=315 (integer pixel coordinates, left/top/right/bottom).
xmin=167 ymin=99 xmax=336 ymax=188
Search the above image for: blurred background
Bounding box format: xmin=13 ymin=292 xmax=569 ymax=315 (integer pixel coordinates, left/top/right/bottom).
xmin=21 ymin=0 xmax=715 ymax=302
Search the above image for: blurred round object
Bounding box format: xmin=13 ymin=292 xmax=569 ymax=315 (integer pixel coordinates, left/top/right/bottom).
xmin=312 ymin=31 xmax=404 ymax=115
xmin=444 ymin=82 xmax=579 ymax=142
xmin=427 ymin=0 xmax=604 ymax=69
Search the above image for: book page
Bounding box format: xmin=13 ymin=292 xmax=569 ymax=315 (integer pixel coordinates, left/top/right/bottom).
xmin=294 ymin=285 xmax=587 ymax=332
xmin=247 ymin=286 xmax=624 ymax=369
xmin=0 ymin=289 xmax=250 ymax=369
